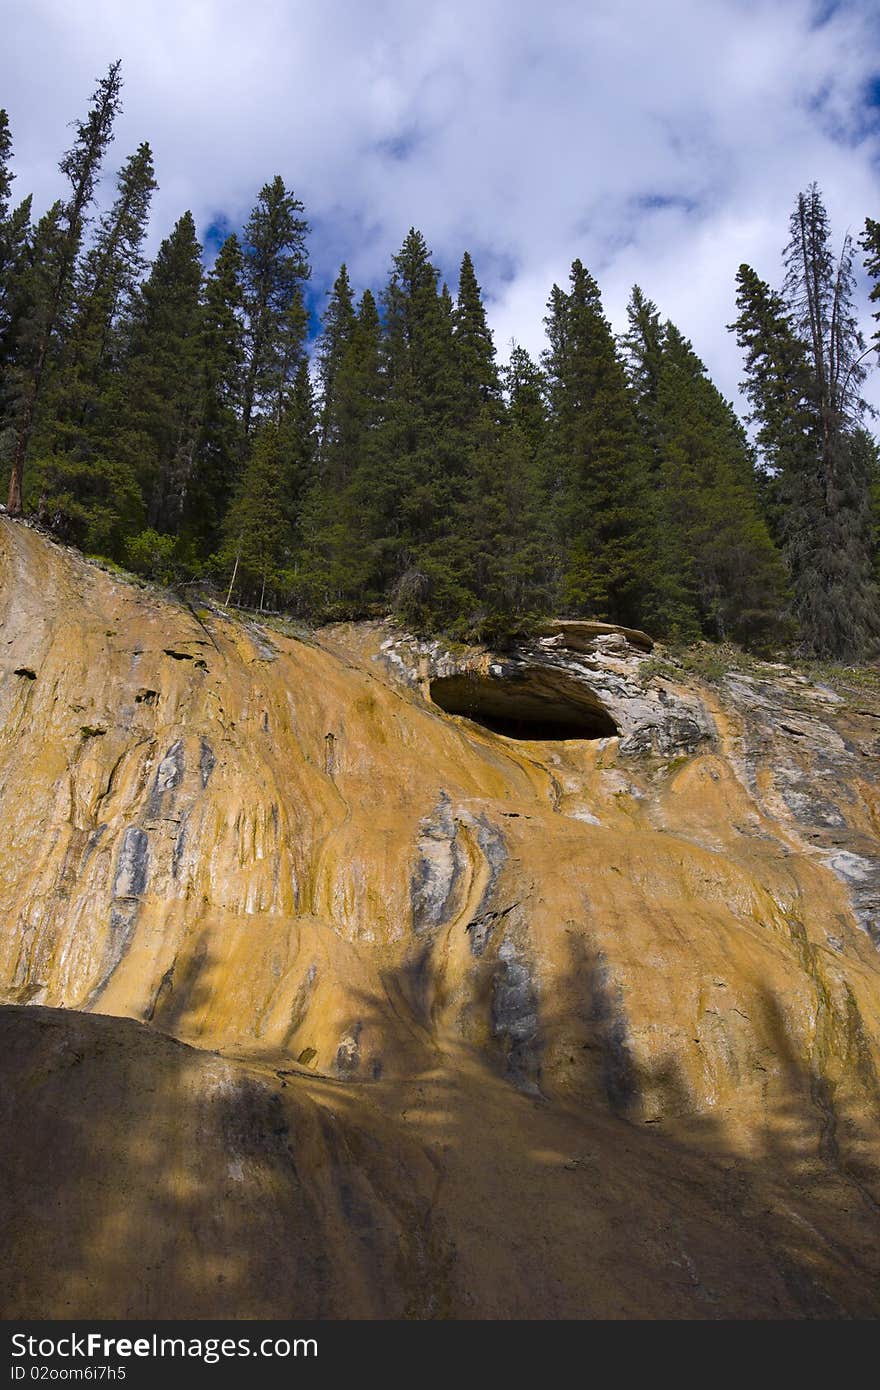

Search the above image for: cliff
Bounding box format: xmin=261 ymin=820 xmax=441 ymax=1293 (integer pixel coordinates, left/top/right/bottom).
xmin=2 ymin=516 xmax=880 ymax=1318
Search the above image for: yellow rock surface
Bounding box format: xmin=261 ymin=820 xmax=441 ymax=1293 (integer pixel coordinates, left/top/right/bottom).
xmin=1 ymin=516 xmax=880 ymax=1318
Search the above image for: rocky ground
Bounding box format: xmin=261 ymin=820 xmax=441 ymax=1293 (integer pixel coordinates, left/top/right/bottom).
xmin=1 ymin=515 xmax=880 ymax=1318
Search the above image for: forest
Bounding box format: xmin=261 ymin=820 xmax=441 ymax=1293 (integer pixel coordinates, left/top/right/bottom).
xmin=1 ymin=62 xmax=879 ymax=659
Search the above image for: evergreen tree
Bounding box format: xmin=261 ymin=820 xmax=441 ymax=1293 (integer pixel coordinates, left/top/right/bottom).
xmin=504 ymin=344 xmax=547 ymax=455
xmin=733 ymin=187 xmax=879 ymax=658
xmin=623 ymin=290 xmax=787 ymax=644
xmin=279 ymin=356 xmax=318 ymax=540
xmin=6 ymin=60 xmax=122 ymax=514
xmin=861 ymin=216 xmax=880 ymax=358
xmin=784 ymin=185 xmax=869 ymax=432
xmin=0 ymin=111 xmax=33 ymax=459
xmin=296 ymin=289 xmax=385 ymax=615
xmin=36 ymin=141 xmax=157 ymax=460
xmin=316 ymin=263 xmax=356 ymax=452
xmin=0 ymin=108 xmax=23 ymax=338
xmin=0 ymin=110 xmax=12 ymax=225
xmin=110 ymin=211 xmax=204 ymax=533
xmin=620 ymin=285 xmax=666 ymax=467
xmin=657 ymin=323 xmax=788 ymax=644
xmin=370 ymin=228 xmax=468 ymax=620
xmin=453 ymin=251 xmax=501 ymax=418
xmin=180 ymin=233 xmax=246 ymax=560
xmin=221 ymin=422 xmax=291 ymax=608
xmin=542 ymin=260 xmax=655 ymax=625
xmin=240 ymin=176 xmax=309 ymax=435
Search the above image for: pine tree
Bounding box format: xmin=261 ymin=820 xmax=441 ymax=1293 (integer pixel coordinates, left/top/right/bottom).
xmin=110 ymin=211 xmax=204 ymax=534
xmin=6 ymin=60 xmax=123 ymax=514
xmin=296 ymin=289 xmax=385 ymax=615
xmin=316 ymin=263 xmax=356 ymax=453
xmin=0 ymin=111 xmax=33 ymax=460
xmin=221 ymin=422 xmax=291 ymax=609
xmin=0 ymin=110 xmax=12 ymax=225
xmin=732 ymin=187 xmax=879 ymax=658
xmin=622 ymin=289 xmax=788 ymax=645
xmin=463 ymin=390 xmax=550 ymax=635
xmin=861 ymin=216 xmax=880 ymax=358
xmin=656 ymin=323 xmax=788 ymax=645
xmin=542 ymin=260 xmax=655 ymax=625
xmin=453 ymin=251 xmax=501 ymax=418
xmin=36 ymin=141 xmax=157 ymax=460
xmin=279 ymin=356 xmax=318 ymax=540
xmin=620 ymin=285 xmax=667 ymax=466
xmin=180 ymin=233 xmax=246 ymax=560
xmin=371 ymin=228 xmax=467 ymax=620
xmin=784 ymin=186 xmax=870 ymax=438
xmin=240 ymin=176 xmax=309 ymax=435
xmin=0 ymin=108 xmax=22 ymax=337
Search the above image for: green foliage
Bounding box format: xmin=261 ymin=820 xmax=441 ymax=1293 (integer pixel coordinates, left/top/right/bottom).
xmin=5 ymin=61 xmax=123 ymax=513
xmin=35 ymin=141 xmax=157 ymax=463
xmin=30 ymin=453 xmax=142 ymax=557
xmin=862 ymin=216 xmax=880 ymax=357
xmin=240 ymin=176 xmax=310 ymax=434
xmin=543 ymin=260 xmax=657 ymax=626
xmin=179 ymin=232 xmax=246 ymax=558
xmin=110 ymin=211 xmax=205 ymax=532
xmin=125 ymin=528 xmax=179 ymax=584
xmin=2 ymin=107 xmax=877 ymax=662
xmin=733 ymin=187 xmax=879 ymax=660
xmin=220 ymin=422 xmax=292 ymax=607
xmin=625 ymin=303 xmax=790 ymax=649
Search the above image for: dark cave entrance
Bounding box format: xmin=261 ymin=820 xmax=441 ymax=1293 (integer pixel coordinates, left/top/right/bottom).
xmin=430 ymin=672 xmax=619 ymax=741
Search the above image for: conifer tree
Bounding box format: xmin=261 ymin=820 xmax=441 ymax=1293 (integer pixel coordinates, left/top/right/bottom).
xmin=37 ymin=141 xmax=157 ymax=460
xmin=316 ymin=263 xmax=356 ymax=452
xmin=656 ymin=323 xmax=788 ymax=644
xmin=111 ymin=211 xmax=204 ymax=533
xmin=734 ymin=186 xmax=879 ymax=658
xmin=453 ymin=251 xmax=501 ymax=419
xmin=542 ymin=260 xmax=655 ymax=625
xmin=372 ymin=228 xmax=466 ymax=618
xmin=180 ymin=233 xmax=245 ymax=560
xmin=240 ymin=177 xmax=309 ymax=435
xmin=861 ymin=216 xmax=880 ymax=357
xmin=623 ymin=289 xmax=787 ymax=644
xmin=0 ymin=108 xmax=22 ymax=336
xmin=6 ymin=60 xmax=122 ymax=514
xmin=280 ymin=356 xmax=318 ymax=539
xmin=0 ymin=110 xmax=12 ymax=225
xmin=620 ymin=286 xmax=666 ymax=466
xmin=221 ymin=422 xmax=291 ymax=608
xmin=0 ymin=112 xmax=33 ymax=456
xmin=296 ymin=289 xmax=385 ymax=614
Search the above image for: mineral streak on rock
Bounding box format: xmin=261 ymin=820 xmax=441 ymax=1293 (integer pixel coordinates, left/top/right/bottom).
xmin=113 ymin=826 xmax=149 ymax=899
xmin=2 ymin=518 xmax=880 ymax=1318
xmin=410 ymin=791 xmax=466 ymax=933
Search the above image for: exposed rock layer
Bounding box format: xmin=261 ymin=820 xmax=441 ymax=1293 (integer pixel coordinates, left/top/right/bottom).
xmin=1 ymin=518 xmax=880 ymax=1317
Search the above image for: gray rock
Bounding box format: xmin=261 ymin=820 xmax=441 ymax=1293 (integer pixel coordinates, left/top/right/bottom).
xmin=410 ymin=792 xmax=465 ymax=933
xmin=113 ymin=827 xmax=149 ymax=898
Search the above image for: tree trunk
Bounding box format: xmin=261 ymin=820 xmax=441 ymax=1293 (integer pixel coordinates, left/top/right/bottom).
xmin=224 ymin=546 xmax=240 ymax=608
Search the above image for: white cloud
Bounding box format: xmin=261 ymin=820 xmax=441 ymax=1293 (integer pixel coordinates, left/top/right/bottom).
xmin=2 ymin=0 xmax=879 ymax=410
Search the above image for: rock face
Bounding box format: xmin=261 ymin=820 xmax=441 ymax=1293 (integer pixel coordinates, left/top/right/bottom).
xmin=2 ymin=517 xmax=880 ymax=1318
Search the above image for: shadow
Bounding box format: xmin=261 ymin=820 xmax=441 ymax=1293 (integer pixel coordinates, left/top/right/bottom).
xmin=3 ymin=910 xmax=880 ymax=1318
xmin=309 ymin=913 xmax=880 ymax=1319
xmin=430 ymin=672 xmax=618 ymax=740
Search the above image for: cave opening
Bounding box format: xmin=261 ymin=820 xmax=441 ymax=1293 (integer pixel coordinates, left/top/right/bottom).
xmin=430 ymin=672 xmax=619 ymax=741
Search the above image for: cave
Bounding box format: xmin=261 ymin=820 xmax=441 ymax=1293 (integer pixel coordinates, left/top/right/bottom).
xmin=430 ymin=670 xmax=619 ymax=741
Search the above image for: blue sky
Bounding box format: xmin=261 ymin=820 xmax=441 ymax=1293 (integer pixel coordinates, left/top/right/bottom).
xmin=2 ymin=0 xmax=879 ymax=411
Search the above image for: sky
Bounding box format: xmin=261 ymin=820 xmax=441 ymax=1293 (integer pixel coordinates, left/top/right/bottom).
xmin=2 ymin=0 xmax=879 ymax=413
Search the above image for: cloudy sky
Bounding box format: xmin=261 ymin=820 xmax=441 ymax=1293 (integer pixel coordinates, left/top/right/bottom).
xmin=3 ymin=0 xmax=879 ymax=411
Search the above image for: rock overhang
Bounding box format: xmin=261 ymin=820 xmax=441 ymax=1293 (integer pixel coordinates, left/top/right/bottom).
xmin=429 ymin=668 xmax=619 ymax=740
